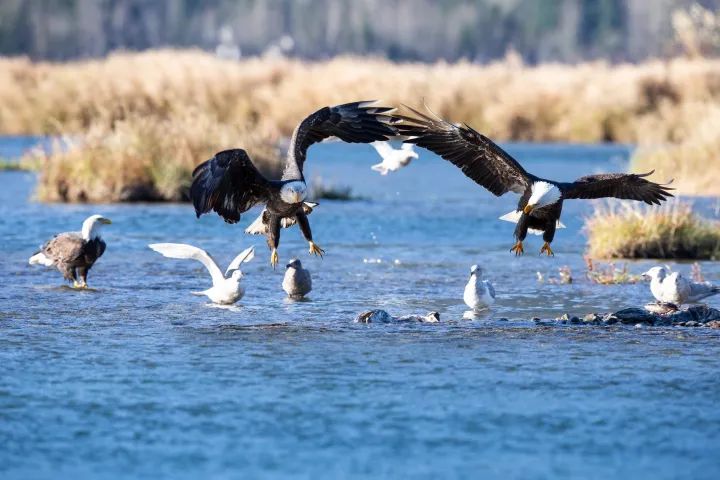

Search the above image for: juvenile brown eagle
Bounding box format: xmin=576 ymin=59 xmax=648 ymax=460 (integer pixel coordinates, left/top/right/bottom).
xmin=190 ymin=101 xmax=397 ymax=267
xmin=395 ymin=106 xmax=673 ymax=256
xmin=28 ymin=214 xmax=111 ymax=288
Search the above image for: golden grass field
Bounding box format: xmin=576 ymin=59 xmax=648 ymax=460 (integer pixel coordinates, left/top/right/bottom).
xmin=585 ymin=200 xmax=720 ymax=260
xmin=0 ymin=50 xmax=719 ymax=202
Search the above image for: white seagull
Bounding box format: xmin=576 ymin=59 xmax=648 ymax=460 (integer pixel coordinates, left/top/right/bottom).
xmin=642 ymin=266 xmax=720 ymax=306
xmin=283 ymin=258 xmax=312 ymax=299
xmin=463 ymin=264 xmax=496 ymax=311
xmin=149 ymin=243 xmax=255 ymax=305
xmin=370 ymin=141 xmax=418 ymax=175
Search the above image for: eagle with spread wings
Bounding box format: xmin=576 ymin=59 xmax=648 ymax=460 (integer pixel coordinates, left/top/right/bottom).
xmin=395 ymin=105 xmax=674 ymax=256
xmin=191 ymin=101 xmax=397 ymax=267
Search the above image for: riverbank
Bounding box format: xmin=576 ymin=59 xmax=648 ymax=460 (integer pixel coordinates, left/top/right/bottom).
xmin=3 ymin=50 xmax=720 ymax=200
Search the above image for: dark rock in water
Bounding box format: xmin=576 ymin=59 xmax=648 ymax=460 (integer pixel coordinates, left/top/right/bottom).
xmin=602 ymin=314 xmax=619 ymax=325
xmin=497 ymin=317 xmax=509 ymax=322
xmin=684 ymin=321 xmax=700 ymax=327
xmin=570 ymin=316 xmax=581 ymax=324
xmin=355 ymin=310 xmax=392 ymax=323
xmin=612 ymin=308 xmax=656 ymax=325
xmin=705 ymin=320 xmax=720 ymax=329
xmin=667 ymin=305 xmax=720 ymax=325
xmin=532 ymin=317 xmax=542 ymax=322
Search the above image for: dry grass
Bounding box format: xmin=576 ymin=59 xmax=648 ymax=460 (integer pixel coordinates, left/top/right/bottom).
xmin=585 ymin=200 xmax=720 ymax=260
xmin=1 ymin=50 xmax=720 ymax=200
xmin=584 ymin=257 xmax=643 ymax=285
xmin=28 ymin=113 xmax=280 ymax=203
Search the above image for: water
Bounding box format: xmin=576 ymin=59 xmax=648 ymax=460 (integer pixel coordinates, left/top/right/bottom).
xmin=1 ymin=141 xmax=719 ymax=479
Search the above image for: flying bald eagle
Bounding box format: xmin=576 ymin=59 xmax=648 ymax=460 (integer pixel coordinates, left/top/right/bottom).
xmin=28 ymin=214 xmax=111 ymax=288
xmin=190 ymin=101 xmax=397 ymax=267
xmin=395 ymin=106 xmax=673 ymax=255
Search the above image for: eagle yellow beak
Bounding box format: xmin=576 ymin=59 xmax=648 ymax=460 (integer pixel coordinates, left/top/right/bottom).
xmin=100 ymin=218 xmax=112 ymax=225
xmin=523 ymin=204 xmax=534 ymax=214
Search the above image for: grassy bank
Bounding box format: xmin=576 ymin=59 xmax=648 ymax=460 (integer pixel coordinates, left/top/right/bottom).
xmin=585 ymin=200 xmax=720 ymax=260
xmin=2 ymin=50 xmax=720 ymax=200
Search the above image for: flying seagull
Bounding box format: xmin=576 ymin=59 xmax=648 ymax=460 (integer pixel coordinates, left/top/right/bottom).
xmin=642 ymin=266 xmax=720 ymax=307
xmin=190 ymin=101 xmax=397 ymax=267
xmin=370 ymin=141 xmax=418 ymax=175
xmin=29 ymin=214 xmax=111 ymax=288
xmin=463 ymin=264 xmax=496 ymax=311
xmin=395 ymin=105 xmax=673 ymax=255
xmin=148 ymin=243 xmax=255 ymax=305
xmin=282 ymin=258 xmax=312 ymax=299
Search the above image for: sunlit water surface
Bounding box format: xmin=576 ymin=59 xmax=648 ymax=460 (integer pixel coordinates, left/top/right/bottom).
xmin=1 ymin=140 xmax=719 ymax=479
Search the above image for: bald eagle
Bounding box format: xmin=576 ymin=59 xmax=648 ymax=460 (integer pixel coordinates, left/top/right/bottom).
xmin=28 ymin=214 xmax=111 ymax=288
xmin=395 ymin=106 xmax=673 ymax=255
xmin=190 ymin=101 xmax=397 ymax=267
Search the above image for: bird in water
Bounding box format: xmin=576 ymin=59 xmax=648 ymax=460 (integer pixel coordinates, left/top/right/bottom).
xmin=148 ymin=243 xmax=255 ymax=305
xmin=28 ymin=214 xmax=111 ymax=288
xmin=463 ymin=264 xmax=496 ymax=311
xmin=369 ymin=141 xmax=418 ymax=175
xmin=355 ymin=310 xmax=440 ymax=323
xmin=395 ymin=105 xmax=673 ymax=256
xmin=190 ymin=101 xmax=397 ymax=268
xmin=642 ymin=266 xmax=720 ymax=307
xmin=282 ymin=258 xmax=312 ymax=299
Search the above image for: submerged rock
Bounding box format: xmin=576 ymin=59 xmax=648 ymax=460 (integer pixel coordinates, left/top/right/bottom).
xmin=355 ymin=310 xmax=440 ymax=324
xmin=611 ymin=308 xmax=656 ymax=325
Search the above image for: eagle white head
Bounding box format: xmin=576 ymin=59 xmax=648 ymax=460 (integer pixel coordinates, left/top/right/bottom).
xmin=81 ymin=214 xmax=112 ymax=241
xmin=524 ymin=181 xmax=561 ymax=214
xmin=280 ymin=181 xmax=307 ymax=204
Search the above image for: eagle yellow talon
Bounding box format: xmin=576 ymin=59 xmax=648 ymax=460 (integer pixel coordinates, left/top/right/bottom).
xmin=308 ymin=241 xmax=325 ymax=258
xmin=510 ymin=241 xmax=524 ymax=256
xmin=540 ymin=242 xmax=554 ymax=256
xmin=270 ymin=249 xmax=279 ymax=269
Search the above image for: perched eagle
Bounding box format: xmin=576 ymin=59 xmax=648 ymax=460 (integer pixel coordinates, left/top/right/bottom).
xmin=28 ymin=214 xmax=111 ymax=288
xmin=190 ymin=101 xmax=397 ymax=267
xmin=395 ymin=106 xmax=673 ymax=255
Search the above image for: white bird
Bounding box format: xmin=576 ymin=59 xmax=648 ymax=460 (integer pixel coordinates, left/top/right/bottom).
xmin=148 ymin=243 xmax=255 ymax=305
xmin=283 ymin=258 xmax=312 ymax=299
xmin=370 ymin=141 xmax=418 ymax=175
xmin=464 ymin=264 xmax=496 ymax=311
xmin=642 ymin=266 xmax=720 ymax=306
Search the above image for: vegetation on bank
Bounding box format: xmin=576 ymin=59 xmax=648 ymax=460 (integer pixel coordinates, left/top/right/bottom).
xmin=28 ymin=114 xmax=280 ymax=203
xmin=585 ymin=200 xmax=720 ymax=260
xmin=1 ymin=50 xmax=720 ymax=200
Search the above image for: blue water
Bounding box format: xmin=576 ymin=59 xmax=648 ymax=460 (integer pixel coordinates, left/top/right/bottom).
xmin=1 ymin=140 xmax=719 ymax=479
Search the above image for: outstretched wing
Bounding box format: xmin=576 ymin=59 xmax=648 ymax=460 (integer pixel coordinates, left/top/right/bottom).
xmin=284 ymin=101 xmax=397 ymax=180
xmin=148 ymin=243 xmax=225 ymax=286
xmin=225 ymin=246 xmax=256 ymax=276
xmin=190 ymin=149 xmax=272 ymax=224
xmin=560 ymin=171 xmax=674 ymax=204
xmin=395 ymin=105 xmax=534 ymax=196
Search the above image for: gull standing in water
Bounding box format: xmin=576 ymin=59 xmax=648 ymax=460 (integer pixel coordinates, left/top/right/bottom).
xmin=370 ymin=141 xmax=418 ymax=175
xmin=283 ymin=258 xmax=312 ymax=299
xmin=149 ymin=243 xmax=254 ymax=305
xmin=642 ymin=266 xmax=720 ymax=307
xmin=29 ymin=214 xmax=112 ymax=288
xmin=464 ymin=264 xmax=496 ymax=311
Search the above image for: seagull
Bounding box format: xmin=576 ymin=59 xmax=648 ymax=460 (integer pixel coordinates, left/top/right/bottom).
xmin=28 ymin=214 xmax=111 ymax=288
xmin=642 ymin=266 xmax=720 ymax=306
xmin=355 ymin=310 xmax=440 ymax=323
xmin=148 ymin=243 xmax=255 ymax=305
xmin=463 ymin=264 xmax=496 ymax=311
xmin=282 ymin=258 xmax=312 ymax=299
xmin=370 ymin=141 xmax=418 ymax=175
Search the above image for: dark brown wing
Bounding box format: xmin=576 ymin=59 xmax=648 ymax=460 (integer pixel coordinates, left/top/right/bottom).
xmin=395 ymin=105 xmax=534 ymax=196
xmin=190 ymin=149 xmax=272 ymax=224
xmin=284 ymin=101 xmax=397 ymax=180
xmin=42 ymin=233 xmax=85 ymax=264
xmin=560 ymin=171 xmax=674 ymax=204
